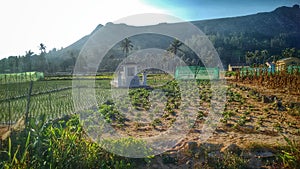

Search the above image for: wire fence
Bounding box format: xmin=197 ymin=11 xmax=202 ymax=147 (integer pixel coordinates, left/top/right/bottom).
xmin=0 ymin=80 xmax=74 ymax=131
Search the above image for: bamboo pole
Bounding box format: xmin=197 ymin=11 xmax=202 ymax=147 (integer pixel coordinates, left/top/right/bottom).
xmin=25 ymin=81 xmax=33 ymax=125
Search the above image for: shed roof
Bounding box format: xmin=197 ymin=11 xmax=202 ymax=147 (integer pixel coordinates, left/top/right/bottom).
xmin=229 ymin=63 xmax=249 ymax=66
xmin=277 ymin=57 xmax=300 ymax=63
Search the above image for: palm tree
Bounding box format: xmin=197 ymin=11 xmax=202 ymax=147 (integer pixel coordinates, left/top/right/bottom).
xmin=245 ymin=51 xmax=254 ymax=65
xmin=167 ymin=39 xmax=185 ymax=75
xmin=260 ymin=50 xmax=269 ymax=64
xmin=25 ymin=50 xmax=34 ymax=71
xmin=120 ymin=38 xmax=133 ymax=57
xmin=245 ymin=50 xmax=261 ymax=66
xmin=39 ymin=43 xmax=46 ymax=54
xmin=167 ymin=39 xmax=183 ymax=56
xmin=282 ymin=48 xmax=296 ymax=58
xmin=26 ymin=50 xmax=34 ymax=56
xmin=253 ymin=50 xmax=260 ymax=66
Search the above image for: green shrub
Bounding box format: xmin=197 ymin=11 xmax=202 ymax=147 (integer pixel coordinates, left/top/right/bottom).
xmin=225 ymin=71 xmax=236 ymax=77
xmin=100 ymin=137 xmax=153 ymax=158
xmin=0 ymin=115 xmax=136 ymax=169
xmin=279 ymin=135 xmax=300 ymax=168
xmin=98 ymin=103 xmax=125 ymax=124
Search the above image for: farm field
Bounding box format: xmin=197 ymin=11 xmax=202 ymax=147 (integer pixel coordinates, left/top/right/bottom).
xmin=0 ymin=79 xmax=112 ymax=125
xmin=103 ymin=79 xmax=300 ymax=168
xmin=0 ymin=74 xmax=300 ymax=168
xmin=0 ymin=73 xmax=173 ymax=125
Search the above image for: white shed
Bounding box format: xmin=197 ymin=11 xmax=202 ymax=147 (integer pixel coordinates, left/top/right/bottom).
xmin=111 ymin=62 xmax=147 ymax=88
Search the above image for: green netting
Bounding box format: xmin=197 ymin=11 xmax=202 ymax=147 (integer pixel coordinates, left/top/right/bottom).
xmin=287 ymin=65 xmax=300 ymax=74
xmin=240 ymin=67 xmax=270 ymax=76
xmin=0 ymin=72 xmax=44 ymax=84
xmin=175 ymin=66 xmax=219 ymax=80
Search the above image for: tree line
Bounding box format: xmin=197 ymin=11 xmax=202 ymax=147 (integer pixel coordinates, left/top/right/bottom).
xmin=0 ymin=32 xmax=300 ymax=74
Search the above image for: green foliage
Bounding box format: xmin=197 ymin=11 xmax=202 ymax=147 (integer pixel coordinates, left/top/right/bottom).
xmin=167 ymin=39 xmax=183 ymax=55
xmin=0 ymin=72 xmax=44 ymax=84
xmin=161 ymin=80 xmax=181 ymax=110
xmin=237 ymin=115 xmax=247 ymax=126
xmin=98 ymin=103 xmax=125 ymax=124
xmin=225 ymin=71 xmax=236 ymax=77
xmin=152 ymin=118 xmax=162 ymax=127
xmin=0 ymin=79 xmax=112 ymax=125
xmin=0 ymin=115 xmax=138 ymax=169
xmin=1 ymin=132 xmax=31 ymax=168
xmin=227 ymin=89 xmax=244 ymax=103
xmin=197 ymin=110 xmax=205 ymax=120
xmin=120 ymin=38 xmax=133 ymax=57
xmin=279 ymin=135 xmax=300 ymax=168
xmin=257 ymin=115 xmax=264 ymax=126
xmin=221 ymin=111 xmax=235 ymax=123
xmin=100 ymin=137 xmax=152 ymax=158
xmin=129 ymin=88 xmax=150 ymax=110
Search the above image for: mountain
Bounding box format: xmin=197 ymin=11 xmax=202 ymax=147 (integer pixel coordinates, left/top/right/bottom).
xmin=1 ymin=5 xmax=300 ymax=73
xmin=64 ymin=5 xmax=300 ymax=52
xmin=193 ymin=5 xmax=300 ymax=36
xmin=58 ymin=5 xmax=300 ymax=68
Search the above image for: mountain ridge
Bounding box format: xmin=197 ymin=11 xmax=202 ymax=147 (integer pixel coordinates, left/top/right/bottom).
xmin=63 ymin=5 xmax=300 ymax=52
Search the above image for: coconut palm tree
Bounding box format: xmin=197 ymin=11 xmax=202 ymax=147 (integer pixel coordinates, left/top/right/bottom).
xmin=282 ymin=48 xmax=296 ymax=58
xmin=120 ymin=38 xmax=133 ymax=57
xmin=39 ymin=43 xmax=47 ymax=54
xmin=25 ymin=50 xmax=34 ymax=71
xmin=167 ymin=39 xmax=186 ymax=74
xmin=26 ymin=50 xmax=34 ymax=56
xmin=167 ymin=39 xmax=183 ymax=56
xmin=261 ymin=50 xmax=269 ymax=65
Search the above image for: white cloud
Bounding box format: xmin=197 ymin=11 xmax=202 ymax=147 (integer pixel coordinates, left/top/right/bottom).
xmin=0 ymin=0 xmax=168 ymax=59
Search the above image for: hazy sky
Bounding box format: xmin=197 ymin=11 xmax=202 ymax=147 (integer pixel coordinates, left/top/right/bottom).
xmin=0 ymin=0 xmax=299 ymax=59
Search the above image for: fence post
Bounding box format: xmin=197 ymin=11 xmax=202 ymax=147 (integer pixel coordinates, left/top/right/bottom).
xmin=8 ymin=101 xmax=11 ymax=130
xmin=25 ymin=81 xmax=33 ymax=126
xmin=49 ymin=93 xmax=52 ymax=118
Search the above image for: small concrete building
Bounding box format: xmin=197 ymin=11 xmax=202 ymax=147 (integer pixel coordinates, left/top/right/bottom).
xmin=276 ymin=57 xmax=300 ymax=71
xmin=111 ymin=62 xmax=147 ymax=88
xmin=228 ymin=63 xmax=249 ymax=71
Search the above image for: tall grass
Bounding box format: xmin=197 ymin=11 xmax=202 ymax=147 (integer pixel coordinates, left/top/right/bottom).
xmin=0 ymin=115 xmax=151 ymax=168
xmin=279 ymin=135 xmax=300 ymax=168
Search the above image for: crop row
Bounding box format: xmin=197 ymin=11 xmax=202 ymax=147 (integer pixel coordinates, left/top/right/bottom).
xmin=236 ymin=68 xmax=300 ymax=94
xmin=0 ymin=87 xmax=111 ymax=125
xmin=0 ymin=79 xmax=111 ymax=101
xmin=1 ymin=78 xmax=227 ymax=131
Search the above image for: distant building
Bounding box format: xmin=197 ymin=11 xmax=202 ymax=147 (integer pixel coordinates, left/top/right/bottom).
xmin=276 ymin=57 xmax=300 ymax=71
xmin=228 ymin=63 xmax=250 ymax=71
xmin=265 ymin=62 xmax=276 ymax=73
xmin=111 ymin=62 xmax=147 ymax=88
